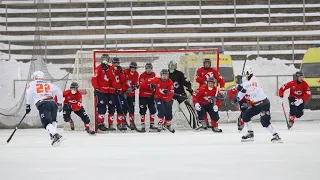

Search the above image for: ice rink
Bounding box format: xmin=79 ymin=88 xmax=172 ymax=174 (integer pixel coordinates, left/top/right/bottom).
xmin=1 ymin=121 xmax=320 ymax=180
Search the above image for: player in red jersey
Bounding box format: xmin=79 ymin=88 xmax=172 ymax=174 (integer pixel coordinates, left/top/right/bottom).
xmin=195 ymin=58 xmax=225 ymax=127
xmin=62 ymin=82 xmax=95 ymax=135
xmin=140 ymin=69 xmax=175 ymax=133
xmin=138 ymin=63 xmax=157 ymax=131
xmin=123 ymin=62 xmax=139 ymax=130
xmin=108 ymin=57 xmax=126 ymax=131
xmin=227 ymin=86 xmax=250 ymax=131
xmin=91 ymin=54 xmax=114 ymax=132
xmin=192 ymin=77 xmax=222 ymax=132
xmin=279 ymin=71 xmax=311 ymax=129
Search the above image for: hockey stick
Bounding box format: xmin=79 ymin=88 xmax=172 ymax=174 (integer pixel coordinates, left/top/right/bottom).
xmin=119 ymin=94 xmax=145 ymax=133
xmin=7 ymin=113 xmax=27 ymax=143
xmin=281 ymin=103 xmax=290 ymax=129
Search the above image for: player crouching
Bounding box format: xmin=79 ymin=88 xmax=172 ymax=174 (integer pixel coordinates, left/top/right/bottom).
xmin=141 ymin=69 xmax=175 ymax=133
xmin=62 ymin=82 xmax=95 ymax=135
xmin=237 ymin=67 xmax=282 ymax=143
xmin=192 ymin=77 xmax=222 ymax=133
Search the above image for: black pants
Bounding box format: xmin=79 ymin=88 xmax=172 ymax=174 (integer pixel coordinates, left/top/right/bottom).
xmin=123 ymin=96 xmax=135 ymax=114
xmin=242 ymin=98 xmax=271 ymax=127
xmin=139 ymin=96 xmax=157 ymax=115
xmin=108 ymin=94 xmax=124 ymax=114
xmin=197 ymin=103 xmax=220 ymax=122
xmin=96 ymin=92 xmax=110 ymax=114
xmin=173 ymin=93 xmax=188 ymax=104
xmin=36 ymin=100 xmax=58 ymax=129
xmin=288 ymin=97 xmax=304 ymax=118
xmin=63 ymin=104 xmax=90 ymax=124
xmin=155 ymin=99 xmax=173 ymax=120
xmin=239 ymin=101 xmax=249 ymax=119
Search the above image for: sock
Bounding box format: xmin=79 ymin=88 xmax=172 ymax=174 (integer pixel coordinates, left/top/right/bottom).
xmin=211 ymin=120 xmax=218 ymax=127
xmin=165 ymin=120 xmax=171 ymax=126
xmin=46 ymin=124 xmax=57 ymax=135
xmin=117 ymin=114 xmax=123 ymax=125
xmin=289 ymin=115 xmax=295 ymax=123
xmin=158 ymin=117 xmax=164 ymax=125
xmin=108 ymin=114 xmax=114 ymax=125
xmin=150 ymin=114 xmax=155 ymax=123
xmin=84 ymin=124 xmax=90 ymax=130
xmin=52 ymin=121 xmax=57 ymax=129
xmin=129 ymin=114 xmax=134 ymax=124
xmin=245 ymin=121 xmax=253 ymax=131
xmin=140 ymin=114 xmax=145 ymax=123
xmin=266 ymin=124 xmax=276 ymax=135
xmin=97 ymin=114 xmax=105 ymax=124
xmin=240 ymin=118 xmax=244 ymax=125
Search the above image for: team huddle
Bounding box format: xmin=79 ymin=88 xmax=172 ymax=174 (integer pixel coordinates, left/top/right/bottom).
xmin=25 ymin=54 xmax=311 ymax=146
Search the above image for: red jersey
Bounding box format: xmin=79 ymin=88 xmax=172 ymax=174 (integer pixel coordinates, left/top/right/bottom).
xmin=192 ymin=84 xmax=221 ymax=107
xmin=140 ymin=77 xmax=174 ymax=102
xmin=124 ymin=69 xmax=139 ymax=97
xmin=63 ymin=90 xmax=82 ymax=111
xmin=139 ymin=72 xmax=156 ymax=97
xmin=196 ymin=67 xmax=225 ymax=88
xmin=278 ymin=80 xmax=311 ymax=102
xmin=91 ymin=64 xmax=114 ymax=93
xmin=109 ymin=66 xmax=125 ymax=94
xmin=227 ymin=86 xmax=250 ymax=103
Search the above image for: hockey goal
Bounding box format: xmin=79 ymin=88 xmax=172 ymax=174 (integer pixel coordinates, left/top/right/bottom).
xmin=72 ymin=49 xmax=220 ymax=132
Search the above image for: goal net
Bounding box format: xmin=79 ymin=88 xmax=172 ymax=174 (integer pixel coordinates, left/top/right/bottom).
xmin=72 ymin=49 xmax=220 ymax=132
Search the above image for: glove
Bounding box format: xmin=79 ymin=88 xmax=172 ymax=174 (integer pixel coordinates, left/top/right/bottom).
xmin=219 ymin=88 xmax=226 ymax=97
xmin=162 ymin=89 xmax=168 ymax=94
xmin=101 ymin=63 xmax=108 ymax=71
xmin=116 ymin=89 xmax=121 ymax=94
xmin=186 ymin=88 xmax=193 ymax=95
xmin=213 ymin=105 xmax=218 ymax=112
xmin=117 ymin=66 xmax=123 ymax=73
xmin=94 ymin=89 xmax=99 ymax=96
xmin=149 ymin=84 xmax=156 ymax=89
xmin=57 ymin=103 xmax=63 ymax=112
xmin=195 ymin=103 xmax=201 ymax=111
xmin=26 ymin=104 xmax=31 ymax=114
xmin=279 ymin=97 xmax=283 ymax=104
xmin=126 ymin=87 xmax=133 ymax=93
xmin=294 ymin=98 xmax=303 ymax=106
xmin=237 ymin=85 xmax=246 ymax=93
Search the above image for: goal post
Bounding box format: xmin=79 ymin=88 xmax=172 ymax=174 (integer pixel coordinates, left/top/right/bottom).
xmin=73 ymin=49 xmax=220 ymax=132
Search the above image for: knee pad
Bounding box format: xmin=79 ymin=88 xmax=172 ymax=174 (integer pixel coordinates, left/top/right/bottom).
xmin=82 ymin=116 xmax=90 ymax=124
xmin=63 ymin=113 xmax=71 ymax=122
xmin=260 ymin=111 xmax=271 ymax=127
xmin=296 ymin=109 xmax=304 ymax=118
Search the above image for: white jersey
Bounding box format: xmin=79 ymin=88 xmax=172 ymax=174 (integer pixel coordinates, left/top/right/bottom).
xmin=237 ymin=76 xmax=267 ymax=103
xmin=26 ymin=80 xmax=63 ymax=106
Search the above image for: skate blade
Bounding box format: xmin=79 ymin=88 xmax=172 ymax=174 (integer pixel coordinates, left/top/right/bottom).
xmin=272 ymin=139 xmax=283 ymax=143
xmin=241 ymin=138 xmax=254 ymax=142
xmin=52 ymin=137 xmax=66 ymax=147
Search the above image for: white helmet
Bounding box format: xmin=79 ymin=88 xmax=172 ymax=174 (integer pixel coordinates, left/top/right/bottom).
xmin=33 ymin=71 xmax=45 ymax=80
xmin=243 ymin=66 xmax=253 ymax=76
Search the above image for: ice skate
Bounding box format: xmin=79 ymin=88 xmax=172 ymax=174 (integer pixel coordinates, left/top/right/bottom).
xmin=86 ymin=128 xmax=96 ymax=135
xmin=97 ymin=123 xmax=108 ymax=131
xmin=271 ymin=133 xmax=283 ymax=143
xmin=165 ymin=123 xmax=175 ymax=133
xmin=212 ymin=127 xmax=222 ymax=133
xmin=69 ymin=119 xmax=75 ymax=131
xmin=241 ymin=131 xmax=254 ymax=142
xmin=51 ymin=133 xmax=64 ymax=147
xmin=108 ymin=124 xmax=116 ymax=132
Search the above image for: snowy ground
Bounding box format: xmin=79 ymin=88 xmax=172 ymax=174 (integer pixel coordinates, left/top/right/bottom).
xmin=0 ymin=121 xmax=320 ymax=180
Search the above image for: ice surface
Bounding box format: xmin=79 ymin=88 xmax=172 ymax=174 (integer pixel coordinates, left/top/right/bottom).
xmin=0 ymin=122 xmax=320 ymax=180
